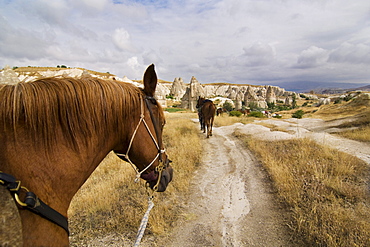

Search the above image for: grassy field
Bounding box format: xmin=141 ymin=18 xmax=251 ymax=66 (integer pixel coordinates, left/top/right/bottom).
xmin=240 ymin=137 xmax=370 ymax=246
xmin=68 ymin=112 xmax=202 ymax=245
xmin=312 ymin=94 xmax=370 ymax=142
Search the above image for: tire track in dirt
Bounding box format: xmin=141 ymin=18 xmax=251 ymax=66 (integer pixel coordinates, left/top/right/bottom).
xmin=158 ymin=125 xmax=296 ymax=247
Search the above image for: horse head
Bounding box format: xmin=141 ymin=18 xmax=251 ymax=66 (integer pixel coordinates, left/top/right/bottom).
xmin=196 ymin=96 xmax=206 ymax=108
xmin=114 ymin=64 xmax=173 ymax=192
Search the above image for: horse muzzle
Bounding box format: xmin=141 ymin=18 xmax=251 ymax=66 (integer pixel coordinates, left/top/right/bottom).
xmin=141 ymin=164 xmax=173 ymax=192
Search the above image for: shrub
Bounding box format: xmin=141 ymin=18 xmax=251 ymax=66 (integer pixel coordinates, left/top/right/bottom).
xmin=164 ymin=108 xmax=186 ymax=113
xmin=248 ymin=111 xmax=264 ymax=118
xmin=292 ymin=110 xmax=305 ymax=119
xmin=267 ymin=102 xmax=275 ymax=109
xmin=248 ymin=102 xmax=259 ymax=111
xmin=223 ymin=101 xmax=233 ymax=112
xmin=334 ymin=98 xmax=342 ymax=104
xmin=229 ymin=110 xmax=242 ymax=117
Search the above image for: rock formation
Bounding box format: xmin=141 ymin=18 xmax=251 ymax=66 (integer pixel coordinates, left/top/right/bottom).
xmin=1 ymin=66 xmax=295 ymax=111
xmin=181 ymin=76 xmax=205 ymax=111
xmin=266 ymin=86 xmax=276 ymax=104
xmin=169 ymin=77 xmax=186 ymax=101
xmin=0 ymin=66 xmax=20 ymax=85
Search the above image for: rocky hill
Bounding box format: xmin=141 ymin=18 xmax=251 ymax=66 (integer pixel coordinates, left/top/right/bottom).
xmin=0 ymin=66 xmax=326 ymax=111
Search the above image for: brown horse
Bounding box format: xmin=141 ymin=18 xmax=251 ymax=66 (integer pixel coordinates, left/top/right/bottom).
xmin=237 ymin=108 xmax=250 ymax=116
xmin=0 ymin=64 xmax=173 ymax=246
xmin=196 ymin=97 xmax=216 ymax=138
xmin=216 ymin=108 xmax=226 ymax=116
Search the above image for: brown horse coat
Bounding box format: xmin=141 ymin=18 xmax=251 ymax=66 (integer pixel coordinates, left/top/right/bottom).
xmin=0 ymin=65 xmax=173 ymax=246
xmin=196 ymin=97 xmax=216 ymax=138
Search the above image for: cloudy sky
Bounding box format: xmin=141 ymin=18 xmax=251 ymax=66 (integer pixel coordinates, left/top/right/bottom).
xmin=1 ymin=0 xmax=370 ymax=88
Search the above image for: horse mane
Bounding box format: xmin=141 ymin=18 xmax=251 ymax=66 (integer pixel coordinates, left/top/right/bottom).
xmin=0 ymin=76 xmax=148 ymax=151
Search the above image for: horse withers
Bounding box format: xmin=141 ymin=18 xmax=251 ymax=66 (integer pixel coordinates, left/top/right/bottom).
xmin=196 ymin=96 xmax=216 ymax=138
xmin=0 ymin=64 xmax=173 ymax=246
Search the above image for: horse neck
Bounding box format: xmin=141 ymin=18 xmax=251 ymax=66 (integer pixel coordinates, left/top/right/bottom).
xmin=1 ymin=127 xmax=119 ymax=246
xmin=2 ymin=126 xmax=119 ymax=210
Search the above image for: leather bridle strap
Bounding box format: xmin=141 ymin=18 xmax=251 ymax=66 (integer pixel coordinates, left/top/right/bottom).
xmin=115 ymin=94 xmax=165 ymax=182
xmin=0 ymin=172 xmax=69 ymax=234
xmin=144 ymin=96 xmax=164 ymax=162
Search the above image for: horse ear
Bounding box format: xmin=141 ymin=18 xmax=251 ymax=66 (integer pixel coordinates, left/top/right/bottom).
xmin=143 ymin=64 xmax=157 ymax=97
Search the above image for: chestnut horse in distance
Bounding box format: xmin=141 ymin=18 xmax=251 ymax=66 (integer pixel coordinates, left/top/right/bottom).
xmin=196 ymin=96 xmax=216 ymax=138
xmin=0 ymin=64 xmax=173 ymax=246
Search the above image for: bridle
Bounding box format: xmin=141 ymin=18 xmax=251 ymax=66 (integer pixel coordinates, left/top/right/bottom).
xmin=115 ymin=93 xmax=169 ymax=192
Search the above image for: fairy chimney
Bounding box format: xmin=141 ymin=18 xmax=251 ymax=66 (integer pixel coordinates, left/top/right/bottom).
xmin=181 ymin=76 xmax=205 ymax=111
xmin=266 ymin=86 xmax=277 ymax=104
xmin=170 ymin=77 xmax=186 ymax=101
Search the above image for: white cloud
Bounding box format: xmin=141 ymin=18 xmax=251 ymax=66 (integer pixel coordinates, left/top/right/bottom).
xmin=1 ymin=0 xmax=370 ymax=85
xmin=240 ymin=42 xmax=276 ymax=66
xmin=329 ymin=42 xmax=370 ymax=64
xmin=296 ymin=46 xmax=329 ymax=68
xmin=112 ymin=28 xmax=137 ymax=52
xmin=80 ymin=0 xmax=109 ymax=11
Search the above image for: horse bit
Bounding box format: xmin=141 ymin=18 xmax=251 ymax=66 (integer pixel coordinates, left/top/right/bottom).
xmin=114 ymin=93 xmax=169 ymax=192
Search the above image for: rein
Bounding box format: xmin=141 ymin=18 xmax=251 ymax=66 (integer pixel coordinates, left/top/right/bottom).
xmin=115 ymin=94 xmax=167 ymax=192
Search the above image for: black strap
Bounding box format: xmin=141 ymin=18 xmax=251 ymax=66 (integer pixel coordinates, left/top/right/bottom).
xmin=0 ymin=172 xmax=69 ymax=235
xmin=25 ymin=192 xmax=69 ymax=234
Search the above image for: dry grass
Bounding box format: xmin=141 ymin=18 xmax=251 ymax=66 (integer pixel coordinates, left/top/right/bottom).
xmin=313 ymin=97 xmax=370 ymax=142
xmin=312 ymin=95 xmax=369 ymax=121
xmin=336 ymin=125 xmax=370 ymax=142
xmin=14 ymin=66 xmax=114 ymax=78
xmin=68 ymin=112 xmax=202 ymax=245
xmin=333 ymin=110 xmax=370 ymax=142
xmin=238 ymin=136 xmax=370 ymax=246
xmin=275 ymin=94 xmax=370 ymax=142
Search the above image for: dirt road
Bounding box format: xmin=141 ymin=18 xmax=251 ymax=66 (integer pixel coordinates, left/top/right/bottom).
xmin=157 ymin=123 xmax=298 ymax=247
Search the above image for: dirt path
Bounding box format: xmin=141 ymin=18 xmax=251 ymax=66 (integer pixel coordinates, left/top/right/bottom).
xmin=157 ymin=124 xmax=298 ymax=247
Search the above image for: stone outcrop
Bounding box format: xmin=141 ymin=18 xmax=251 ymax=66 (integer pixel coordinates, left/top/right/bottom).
xmin=169 ymin=77 xmax=186 ymax=101
xmin=1 ymin=66 xmax=294 ymax=111
xmin=181 ymin=76 xmax=205 ymax=111
xmin=266 ymin=86 xmax=276 ymax=104
xmin=285 ymin=97 xmax=292 ymax=106
xmin=0 ymin=66 xmax=20 ymax=85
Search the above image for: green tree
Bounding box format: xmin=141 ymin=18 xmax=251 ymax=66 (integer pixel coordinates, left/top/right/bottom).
xmin=223 ymin=101 xmax=233 ymax=112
